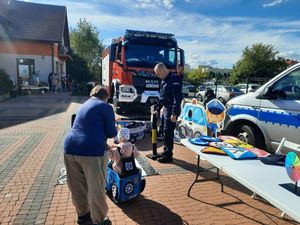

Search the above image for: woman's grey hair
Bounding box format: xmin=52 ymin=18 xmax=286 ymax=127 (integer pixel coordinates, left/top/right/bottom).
xmin=90 ymin=85 xmax=108 ymax=100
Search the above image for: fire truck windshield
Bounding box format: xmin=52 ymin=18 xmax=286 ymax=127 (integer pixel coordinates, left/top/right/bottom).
xmin=125 ymin=44 xmax=176 ymax=68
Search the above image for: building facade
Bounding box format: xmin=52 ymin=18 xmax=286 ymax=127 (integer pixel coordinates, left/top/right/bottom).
xmin=0 ymin=0 xmax=70 ymax=88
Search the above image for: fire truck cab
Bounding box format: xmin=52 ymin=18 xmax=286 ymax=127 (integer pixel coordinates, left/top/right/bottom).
xmin=102 ymin=30 xmax=184 ymax=114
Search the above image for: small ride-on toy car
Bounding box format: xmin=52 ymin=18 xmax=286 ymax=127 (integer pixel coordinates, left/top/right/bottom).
xmin=105 ymin=151 xmax=146 ymax=203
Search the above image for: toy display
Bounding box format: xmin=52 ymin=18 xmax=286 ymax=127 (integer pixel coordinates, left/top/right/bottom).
xmin=218 ymin=135 xmax=239 ymax=141
xmin=116 ymin=119 xmax=150 ymax=143
xmin=188 ymin=138 xmax=209 ymax=146
xmin=205 ymin=99 xmax=226 ymax=137
xmin=199 ymin=135 xmax=220 ymax=142
xmin=209 ymin=141 xmax=233 ymax=149
xmin=201 ymin=146 xmax=227 ymax=155
xmin=285 ymin=152 xmax=300 ymax=182
xmin=176 ymin=102 xmax=207 ymax=140
xmin=221 ymin=146 xmax=257 ymax=160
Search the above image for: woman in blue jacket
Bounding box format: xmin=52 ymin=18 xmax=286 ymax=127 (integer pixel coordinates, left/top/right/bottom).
xmin=64 ymin=85 xmax=117 ymax=225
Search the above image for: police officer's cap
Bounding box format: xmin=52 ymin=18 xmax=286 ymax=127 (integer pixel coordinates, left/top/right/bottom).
xmin=207 ymin=99 xmax=225 ymax=114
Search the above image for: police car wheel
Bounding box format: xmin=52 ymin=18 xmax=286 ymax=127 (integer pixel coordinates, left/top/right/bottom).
xmin=218 ymin=97 xmax=226 ymax=104
xmin=124 ymin=182 xmax=134 ymax=195
xmin=237 ymin=125 xmax=256 ymax=146
xmin=111 ymin=183 xmax=119 ymax=203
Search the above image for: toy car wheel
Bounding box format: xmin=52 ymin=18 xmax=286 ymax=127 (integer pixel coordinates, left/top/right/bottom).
xmin=124 ymin=182 xmax=134 ymax=195
xmin=178 ymin=124 xmax=188 ymax=139
xmin=111 ymin=183 xmax=119 ymax=203
xmin=193 ymin=132 xmax=202 ymax=138
xmin=140 ymin=178 xmax=146 ymax=193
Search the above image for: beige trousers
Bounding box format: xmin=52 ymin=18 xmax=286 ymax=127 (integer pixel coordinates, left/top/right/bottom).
xmin=64 ymin=153 xmax=108 ymax=224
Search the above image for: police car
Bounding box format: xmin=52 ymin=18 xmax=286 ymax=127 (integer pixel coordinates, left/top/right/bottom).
xmin=176 ymin=100 xmax=207 ymax=139
xmin=223 ymin=63 xmax=300 ymax=153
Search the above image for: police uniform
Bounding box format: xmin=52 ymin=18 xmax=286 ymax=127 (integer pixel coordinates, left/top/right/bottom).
xmin=156 ymin=73 xmax=183 ymax=161
xmin=206 ymin=99 xmax=225 ymax=136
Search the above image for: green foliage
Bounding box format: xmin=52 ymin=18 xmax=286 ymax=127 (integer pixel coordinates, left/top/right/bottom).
xmin=230 ymin=43 xmax=288 ymax=84
xmin=66 ymin=49 xmax=92 ymax=83
xmin=184 ymin=69 xmax=208 ymax=86
xmin=70 ymin=19 xmax=104 ymax=66
xmin=0 ymin=69 xmax=13 ymax=95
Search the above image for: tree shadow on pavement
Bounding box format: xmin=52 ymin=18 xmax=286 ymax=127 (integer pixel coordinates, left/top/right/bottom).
xmin=116 ymin=195 xmax=188 ymax=225
xmin=0 ymin=93 xmax=86 ymax=129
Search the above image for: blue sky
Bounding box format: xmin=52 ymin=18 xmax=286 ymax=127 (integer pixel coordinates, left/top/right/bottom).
xmin=24 ymin=0 xmax=300 ymax=68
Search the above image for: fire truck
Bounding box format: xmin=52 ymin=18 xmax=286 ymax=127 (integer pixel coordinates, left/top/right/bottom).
xmin=102 ymin=30 xmax=185 ymax=114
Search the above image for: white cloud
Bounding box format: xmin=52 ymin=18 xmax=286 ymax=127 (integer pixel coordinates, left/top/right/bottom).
xmin=134 ymin=0 xmax=174 ymax=9
xmin=24 ymin=0 xmax=300 ymax=68
xmin=263 ymin=0 xmax=287 ymax=8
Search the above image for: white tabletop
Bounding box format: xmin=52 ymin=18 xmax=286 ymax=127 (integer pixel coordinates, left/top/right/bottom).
xmin=181 ymin=139 xmax=300 ymax=222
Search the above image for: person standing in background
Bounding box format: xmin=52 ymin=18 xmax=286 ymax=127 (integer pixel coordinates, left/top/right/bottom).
xmin=154 ymin=63 xmax=183 ymax=163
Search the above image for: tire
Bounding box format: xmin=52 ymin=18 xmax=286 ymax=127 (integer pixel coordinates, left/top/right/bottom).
xmin=197 ymin=94 xmax=203 ymax=102
xmin=178 ymin=124 xmax=188 ymax=139
xmin=140 ymin=178 xmax=146 ymax=193
xmin=124 ymin=182 xmax=135 ymax=195
xmin=193 ymin=131 xmax=202 ymax=138
xmin=111 ymin=183 xmax=119 ymax=203
xmin=218 ymin=97 xmax=226 ymax=105
xmin=237 ymin=125 xmax=265 ymax=149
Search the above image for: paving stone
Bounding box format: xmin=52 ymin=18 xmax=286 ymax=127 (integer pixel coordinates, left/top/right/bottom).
xmin=0 ymin=93 xmax=298 ymax=225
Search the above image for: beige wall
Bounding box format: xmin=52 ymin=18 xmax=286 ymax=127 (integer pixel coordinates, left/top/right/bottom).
xmin=0 ymin=53 xmax=67 ymax=84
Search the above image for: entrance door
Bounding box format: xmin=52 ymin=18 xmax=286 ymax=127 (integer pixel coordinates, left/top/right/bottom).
xmin=17 ymin=58 xmax=35 ymax=86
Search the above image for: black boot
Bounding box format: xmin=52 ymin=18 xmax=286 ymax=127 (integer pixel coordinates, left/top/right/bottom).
xmin=77 ymin=212 xmax=93 ymax=225
xmin=158 ymin=155 xmax=173 ymax=163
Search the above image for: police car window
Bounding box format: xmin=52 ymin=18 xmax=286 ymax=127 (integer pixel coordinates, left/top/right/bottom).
xmin=182 ymin=106 xmax=193 ymax=121
xmin=192 ymin=107 xmax=206 ymax=125
xmin=273 ymin=68 xmax=300 ymax=100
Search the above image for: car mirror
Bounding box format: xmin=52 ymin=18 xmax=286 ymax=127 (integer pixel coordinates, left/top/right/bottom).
xmin=259 ymin=86 xmax=274 ymax=99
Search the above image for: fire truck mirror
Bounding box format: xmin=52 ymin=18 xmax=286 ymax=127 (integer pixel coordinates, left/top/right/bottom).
xmin=109 ymin=44 xmax=117 ymax=61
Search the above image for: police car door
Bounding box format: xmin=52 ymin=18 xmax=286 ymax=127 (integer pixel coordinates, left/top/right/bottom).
xmin=258 ymin=67 xmax=300 ymax=150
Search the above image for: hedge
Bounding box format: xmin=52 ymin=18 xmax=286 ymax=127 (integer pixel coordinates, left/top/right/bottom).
xmin=0 ymin=69 xmax=13 ymax=95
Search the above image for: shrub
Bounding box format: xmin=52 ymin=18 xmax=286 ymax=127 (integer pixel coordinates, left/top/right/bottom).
xmin=0 ymin=69 xmax=13 ymax=95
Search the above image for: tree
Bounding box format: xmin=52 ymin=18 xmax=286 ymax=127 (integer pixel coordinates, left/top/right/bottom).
xmin=70 ymin=19 xmax=104 ymax=81
xmin=0 ymin=69 xmax=13 ymax=94
xmin=66 ymin=49 xmax=92 ymax=83
xmin=184 ymin=68 xmax=208 ymax=86
xmin=230 ymin=43 xmax=288 ymax=84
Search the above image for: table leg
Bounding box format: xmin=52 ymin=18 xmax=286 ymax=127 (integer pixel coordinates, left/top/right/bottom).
xmin=188 ymin=155 xmax=224 ymax=196
xmin=217 ymin=168 xmax=224 ymax=192
xmin=187 ymin=155 xmax=200 ymax=197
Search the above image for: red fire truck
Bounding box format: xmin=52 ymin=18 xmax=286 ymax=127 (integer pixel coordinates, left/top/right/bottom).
xmin=102 ymin=30 xmax=185 ymax=114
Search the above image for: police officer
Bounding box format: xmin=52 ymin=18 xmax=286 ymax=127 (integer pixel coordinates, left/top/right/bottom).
xmin=154 ymin=63 xmax=183 ymax=163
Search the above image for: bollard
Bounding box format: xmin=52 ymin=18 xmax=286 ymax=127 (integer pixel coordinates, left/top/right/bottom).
xmin=146 ymin=110 xmax=159 ymax=160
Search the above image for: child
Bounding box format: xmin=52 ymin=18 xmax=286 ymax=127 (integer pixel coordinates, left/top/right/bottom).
xmin=108 ymin=127 xmax=140 ymax=176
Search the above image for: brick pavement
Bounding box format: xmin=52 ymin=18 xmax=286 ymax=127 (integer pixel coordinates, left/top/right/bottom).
xmin=0 ymin=93 xmax=299 ymax=225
